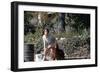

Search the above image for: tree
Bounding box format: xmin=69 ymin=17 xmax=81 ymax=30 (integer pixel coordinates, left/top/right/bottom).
xmin=58 ymin=13 xmax=65 ymax=33
xmin=66 ymin=13 xmax=90 ymax=34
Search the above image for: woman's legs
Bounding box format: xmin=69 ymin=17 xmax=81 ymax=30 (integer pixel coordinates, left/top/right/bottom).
xmin=43 ymin=48 xmax=49 ymax=60
xmin=43 ymin=48 xmax=46 ymax=60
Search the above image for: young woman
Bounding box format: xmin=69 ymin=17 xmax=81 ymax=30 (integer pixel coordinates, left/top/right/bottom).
xmin=42 ymin=28 xmax=57 ymax=60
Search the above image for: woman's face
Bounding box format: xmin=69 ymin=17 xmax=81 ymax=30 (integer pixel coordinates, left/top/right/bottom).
xmin=44 ymin=29 xmax=48 ymax=36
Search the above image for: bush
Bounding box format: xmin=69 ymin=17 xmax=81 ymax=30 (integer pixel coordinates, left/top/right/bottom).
xmin=57 ymin=37 xmax=90 ymax=59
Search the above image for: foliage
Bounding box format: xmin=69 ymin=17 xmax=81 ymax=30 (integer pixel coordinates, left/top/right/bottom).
xmin=58 ymin=37 xmax=90 ymax=59
xmin=65 ymin=13 xmax=90 ymax=34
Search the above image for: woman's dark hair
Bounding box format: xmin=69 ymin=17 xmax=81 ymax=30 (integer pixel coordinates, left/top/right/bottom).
xmin=42 ymin=28 xmax=49 ymax=35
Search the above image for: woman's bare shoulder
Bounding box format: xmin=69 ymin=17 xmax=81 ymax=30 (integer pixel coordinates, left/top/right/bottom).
xmin=42 ymin=35 xmax=45 ymax=39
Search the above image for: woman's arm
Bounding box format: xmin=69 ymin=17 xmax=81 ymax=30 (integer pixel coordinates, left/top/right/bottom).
xmin=42 ymin=35 xmax=47 ymax=59
xmin=43 ymin=35 xmax=48 ymax=56
xmin=42 ymin=35 xmax=46 ymax=49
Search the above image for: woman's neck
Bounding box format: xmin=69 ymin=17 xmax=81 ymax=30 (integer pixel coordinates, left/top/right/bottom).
xmin=45 ymin=34 xmax=49 ymax=38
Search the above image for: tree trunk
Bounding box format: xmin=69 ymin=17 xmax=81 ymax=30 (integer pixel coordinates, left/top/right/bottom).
xmin=58 ymin=13 xmax=65 ymax=33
